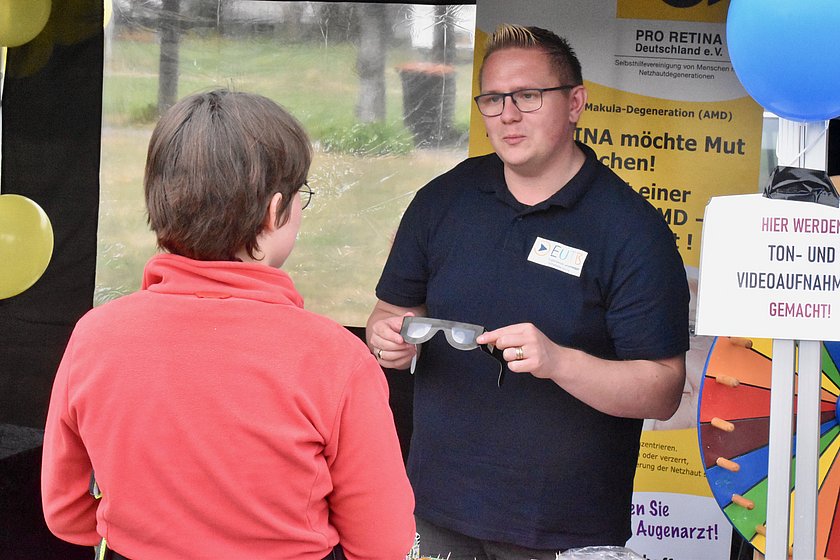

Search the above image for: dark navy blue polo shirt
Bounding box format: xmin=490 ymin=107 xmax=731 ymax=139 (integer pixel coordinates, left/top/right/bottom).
xmin=376 ymin=143 xmax=690 ymax=550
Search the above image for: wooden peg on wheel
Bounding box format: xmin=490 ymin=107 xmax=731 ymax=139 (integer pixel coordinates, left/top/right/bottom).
xmin=715 ymin=374 xmax=740 ymax=387
xmin=716 ymin=457 xmax=740 ymax=472
xmin=711 ymin=417 xmax=735 ymax=432
xmin=731 ymin=493 xmax=755 ymax=510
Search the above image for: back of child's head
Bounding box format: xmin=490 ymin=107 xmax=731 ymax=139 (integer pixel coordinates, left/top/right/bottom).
xmin=145 ymin=89 xmax=312 ymax=261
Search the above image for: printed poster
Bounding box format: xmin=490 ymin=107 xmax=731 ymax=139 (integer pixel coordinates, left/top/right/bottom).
xmin=471 ymin=1 xmax=765 ymax=558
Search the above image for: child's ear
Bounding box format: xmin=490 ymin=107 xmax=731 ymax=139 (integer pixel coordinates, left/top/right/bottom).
xmin=264 ymin=192 xmax=284 ymax=230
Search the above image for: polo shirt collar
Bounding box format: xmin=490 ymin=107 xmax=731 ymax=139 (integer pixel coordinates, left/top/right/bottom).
xmin=480 ymin=141 xmax=599 ymax=212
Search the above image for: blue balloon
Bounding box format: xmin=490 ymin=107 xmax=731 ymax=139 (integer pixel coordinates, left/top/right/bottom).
xmin=727 ymin=0 xmax=840 ymax=122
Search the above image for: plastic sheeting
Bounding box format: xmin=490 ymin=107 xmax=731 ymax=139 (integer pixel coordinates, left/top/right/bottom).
xmin=98 ymin=2 xmax=476 ymax=325
xmin=559 ymin=546 xmax=645 ymax=560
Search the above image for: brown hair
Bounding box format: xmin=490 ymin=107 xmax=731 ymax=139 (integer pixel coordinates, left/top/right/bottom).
xmin=480 ymin=24 xmax=583 ymax=87
xmin=145 ymin=89 xmax=312 ymax=261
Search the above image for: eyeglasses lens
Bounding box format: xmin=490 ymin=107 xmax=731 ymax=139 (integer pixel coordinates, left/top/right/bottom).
xmin=450 ymin=327 xmax=476 ymax=345
xmin=405 ymin=322 xmax=432 ymax=340
xmin=477 ymin=90 xmax=542 ymax=116
xmin=513 ymin=90 xmax=541 ymax=111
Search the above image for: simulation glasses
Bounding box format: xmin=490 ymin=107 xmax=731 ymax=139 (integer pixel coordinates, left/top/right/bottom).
xmin=400 ymin=316 xmax=506 ymax=386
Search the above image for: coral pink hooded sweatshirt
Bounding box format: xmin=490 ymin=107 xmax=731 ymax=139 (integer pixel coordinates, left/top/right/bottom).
xmin=42 ymin=254 xmax=415 ymax=559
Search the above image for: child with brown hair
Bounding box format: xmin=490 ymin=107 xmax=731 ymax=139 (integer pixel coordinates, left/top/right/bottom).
xmin=42 ymin=89 xmax=415 ymax=560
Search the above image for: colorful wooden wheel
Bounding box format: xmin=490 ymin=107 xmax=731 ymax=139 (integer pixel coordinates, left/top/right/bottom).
xmin=698 ymin=337 xmax=840 ymax=557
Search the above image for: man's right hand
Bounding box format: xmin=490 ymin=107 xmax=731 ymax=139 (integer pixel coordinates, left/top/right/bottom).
xmin=365 ymin=300 xmax=426 ymax=370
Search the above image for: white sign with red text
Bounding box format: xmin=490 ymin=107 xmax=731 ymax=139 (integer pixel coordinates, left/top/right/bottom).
xmin=696 ymin=194 xmax=840 ymax=341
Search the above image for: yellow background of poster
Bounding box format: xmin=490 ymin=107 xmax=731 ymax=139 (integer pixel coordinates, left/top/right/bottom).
xmin=468 ymin=28 xmax=491 ymax=158
xmin=635 ymin=429 xmax=709 ymax=495
xmin=616 ymin=0 xmax=729 ymax=23
xmin=577 ymin=83 xmax=763 ymax=268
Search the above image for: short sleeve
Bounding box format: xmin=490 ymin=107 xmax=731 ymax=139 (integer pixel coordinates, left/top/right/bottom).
xmin=375 ymin=188 xmax=435 ymax=308
xmin=606 ymin=215 xmax=690 ymax=360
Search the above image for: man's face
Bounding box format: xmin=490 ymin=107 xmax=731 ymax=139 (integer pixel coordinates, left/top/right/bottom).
xmin=479 ymin=48 xmax=585 ymax=176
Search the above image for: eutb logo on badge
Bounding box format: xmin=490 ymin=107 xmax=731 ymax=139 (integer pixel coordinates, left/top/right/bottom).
xmin=616 ymin=0 xmax=729 ymax=23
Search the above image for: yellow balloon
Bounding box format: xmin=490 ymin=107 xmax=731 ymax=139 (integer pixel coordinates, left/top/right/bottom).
xmin=0 ymin=0 xmax=51 ymax=48
xmin=0 ymin=194 xmax=54 ymax=299
xmin=104 ymin=0 xmax=112 ymax=29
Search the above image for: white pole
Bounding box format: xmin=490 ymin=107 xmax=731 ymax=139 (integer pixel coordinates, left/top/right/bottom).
xmin=766 ymin=338 xmax=796 ymax=560
xmin=766 ymin=118 xmax=829 ymax=559
xmin=793 ymin=340 xmax=822 ymax=559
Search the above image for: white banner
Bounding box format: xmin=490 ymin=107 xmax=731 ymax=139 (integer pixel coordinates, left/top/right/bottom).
xmin=696 ymin=194 xmax=840 ymax=341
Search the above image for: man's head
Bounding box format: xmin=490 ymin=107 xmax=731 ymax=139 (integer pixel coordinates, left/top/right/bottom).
xmin=480 ymin=24 xmax=582 ymax=89
xmin=477 ymin=25 xmax=587 ymax=179
xmin=145 ymin=89 xmax=311 ymax=261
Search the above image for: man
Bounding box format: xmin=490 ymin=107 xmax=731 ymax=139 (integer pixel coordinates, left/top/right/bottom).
xmin=367 ymin=24 xmax=689 ymax=559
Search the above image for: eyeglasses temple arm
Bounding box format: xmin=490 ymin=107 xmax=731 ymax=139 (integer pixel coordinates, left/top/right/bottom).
xmin=484 ymin=343 xmax=506 ymax=387
xmin=410 ymin=344 xmax=418 ymax=374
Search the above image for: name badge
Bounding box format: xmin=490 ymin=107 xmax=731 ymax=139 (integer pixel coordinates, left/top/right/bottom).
xmin=527 ymin=237 xmax=588 ymax=277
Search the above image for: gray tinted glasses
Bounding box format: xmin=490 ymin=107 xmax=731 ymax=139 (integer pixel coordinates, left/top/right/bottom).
xmin=400 ymin=316 xmax=485 ymax=350
xmin=400 ymin=316 xmax=506 ymax=386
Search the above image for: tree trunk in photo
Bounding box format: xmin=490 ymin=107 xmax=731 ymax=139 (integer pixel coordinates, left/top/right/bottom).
xmin=355 ymin=4 xmax=387 ymax=123
xmin=431 ymin=5 xmax=456 ymax=65
xmin=158 ymin=0 xmax=181 ymax=115
xmin=402 ymin=5 xmax=456 ymax=147
xmin=431 ymin=6 xmax=458 ymax=126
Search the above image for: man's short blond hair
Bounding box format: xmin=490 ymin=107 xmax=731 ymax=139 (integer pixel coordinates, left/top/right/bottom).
xmin=480 ymin=24 xmax=583 ymax=87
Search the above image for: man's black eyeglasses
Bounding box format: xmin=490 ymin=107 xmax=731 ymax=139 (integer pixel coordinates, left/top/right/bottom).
xmin=299 ymin=182 xmax=314 ymax=210
xmin=400 ymin=316 xmax=507 ymax=386
xmin=474 ymin=85 xmax=578 ymax=117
